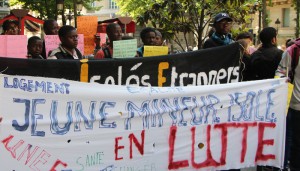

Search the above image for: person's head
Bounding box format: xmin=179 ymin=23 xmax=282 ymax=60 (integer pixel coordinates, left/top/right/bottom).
xmin=43 ymin=19 xmax=59 ymax=35
xmin=236 ymin=32 xmax=254 ymax=51
xmin=259 ymin=27 xmax=277 ymax=46
xmin=213 ymin=13 xmax=233 ymax=35
xmin=286 ymin=38 xmax=295 ymax=48
xmin=140 ymin=27 xmax=157 ymax=46
xmin=27 ymin=36 xmax=43 ymax=58
xmin=106 ymin=23 xmax=122 ymax=43
xmin=2 ymin=20 xmax=19 ymax=35
xmin=58 ymin=25 xmax=78 ymax=50
xmin=155 ymin=30 xmax=163 ymax=46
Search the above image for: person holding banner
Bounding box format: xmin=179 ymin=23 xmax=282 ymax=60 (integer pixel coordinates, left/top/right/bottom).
xmin=95 ymin=23 xmax=122 ymax=59
xmin=1 ymin=20 xmax=19 ymax=35
xmin=276 ymin=38 xmax=300 ymax=171
xmin=27 ymin=36 xmax=44 ymax=59
xmin=136 ymin=27 xmax=157 ymax=57
xmin=203 ymin=13 xmax=234 ymax=49
xmin=48 ymin=25 xmax=82 ymax=59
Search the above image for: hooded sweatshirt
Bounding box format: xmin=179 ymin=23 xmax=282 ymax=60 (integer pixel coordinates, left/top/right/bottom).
xmin=276 ymin=38 xmax=300 ymax=110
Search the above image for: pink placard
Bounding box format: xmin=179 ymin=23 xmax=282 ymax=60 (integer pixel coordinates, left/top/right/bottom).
xmin=44 ymin=34 xmax=84 ymax=58
xmin=0 ymin=35 xmax=27 ymax=58
xmin=0 ymin=36 xmax=7 ymax=57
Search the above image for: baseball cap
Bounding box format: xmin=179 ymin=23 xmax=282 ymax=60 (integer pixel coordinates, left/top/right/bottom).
xmin=214 ymin=13 xmax=233 ymax=23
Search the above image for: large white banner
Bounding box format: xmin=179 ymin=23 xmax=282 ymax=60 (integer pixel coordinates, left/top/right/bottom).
xmin=0 ymin=75 xmax=287 ymax=171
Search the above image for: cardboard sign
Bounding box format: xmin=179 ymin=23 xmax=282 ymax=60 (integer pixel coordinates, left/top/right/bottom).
xmin=0 ymin=75 xmax=287 ymax=170
xmin=113 ymin=39 xmax=137 ymax=58
xmin=44 ymin=35 xmax=84 ymax=58
xmin=0 ymin=35 xmax=27 ymax=58
xmin=77 ymin=16 xmax=98 ymax=55
xmin=143 ymin=46 xmax=168 ymax=57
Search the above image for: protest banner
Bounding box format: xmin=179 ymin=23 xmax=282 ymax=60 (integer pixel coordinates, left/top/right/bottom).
xmin=143 ymin=46 xmax=169 ymax=57
xmin=0 ymin=42 xmax=241 ymax=86
xmin=113 ymin=39 xmax=137 ymax=58
xmin=0 ymin=74 xmax=287 ymax=170
xmin=77 ymin=16 xmax=98 ymax=55
xmin=0 ymin=35 xmax=27 ymax=58
xmin=44 ymin=35 xmax=84 ymax=58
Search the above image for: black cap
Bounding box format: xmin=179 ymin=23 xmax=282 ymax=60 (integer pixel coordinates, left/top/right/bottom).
xmin=214 ymin=13 xmax=232 ymax=23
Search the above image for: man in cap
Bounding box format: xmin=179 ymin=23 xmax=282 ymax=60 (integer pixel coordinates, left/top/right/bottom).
xmin=203 ymin=13 xmax=234 ymax=49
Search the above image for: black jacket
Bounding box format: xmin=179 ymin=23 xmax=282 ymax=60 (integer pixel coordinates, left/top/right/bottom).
xmin=249 ymin=45 xmax=283 ymax=80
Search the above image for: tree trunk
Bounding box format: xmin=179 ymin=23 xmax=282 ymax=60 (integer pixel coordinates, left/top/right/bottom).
xmin=261 ymin=0 xmax=268 ymax=28
xmin=198 ymin=8 xmax=205 ymax=49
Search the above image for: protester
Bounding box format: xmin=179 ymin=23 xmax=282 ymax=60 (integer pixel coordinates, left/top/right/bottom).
xmin=95 ymin=23 xmax=122 ymax=59
xmin=155 ymin=29 xmax=163 ymax=46
xmin=27 ymin=36 xmax=44 ymax=59
xmin=276 ymin=38 xmax=300 ymax=171
xmin=235 ymin=32 xmax=256 ymax=55
xmin=1 ymin=19 xmax=19 ymax=35
xmin=249 ymin=27 xmax=283 ymax=80
xmin=203 ymin=13 xmax=234 ymax=49
xmin=235 ymin=32 xmax=256 ymax=81
xmin=43 ymin=19 xmax=59 ymax=35
xmin=136 ymin=27 xmax=157 ymax=57
xmin=93 ymin=34 xmax=102 ymax=56
xmin=42 ymin=19 xmax=59 ymax=59
xmin=48 ymin=25 xmax=82 ymax=59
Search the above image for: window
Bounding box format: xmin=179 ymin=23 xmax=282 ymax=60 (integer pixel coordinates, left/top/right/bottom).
xmin=0 ymin=0 xmax=6 ymax=7
xmin=90 ymin=1 xmax=95 ymax=7
xmin=283 ymin=8 xmax=290 ymax=27
xmin=109 ymin=0 xmax=118 ymax=9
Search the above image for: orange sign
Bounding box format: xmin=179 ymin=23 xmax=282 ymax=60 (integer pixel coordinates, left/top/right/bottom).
xmin=77 ymin=16 xmax=98 ymax=55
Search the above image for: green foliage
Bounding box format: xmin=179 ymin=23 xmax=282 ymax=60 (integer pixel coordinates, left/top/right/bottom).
xmin=118 ymin=0 xmax=254 ymax=49
xmin=9 ymin=0 xmax=102 ymax=19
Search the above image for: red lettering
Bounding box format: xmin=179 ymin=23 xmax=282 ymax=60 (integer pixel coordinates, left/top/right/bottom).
xmin=255 ymin=122 xmax=276 ymax=162
xmin=49 ymin=159 xmax=68 ymax=171
xmin=191 ymin=125 xmax=219 ymax=169
xmin=129 ymin=130 xmax=145 ymax=159
xmin=2 ymin=134 xmax=25 ymax=159
xmin=30 ymin=150 xmax=50 ymax=170
xmin=115 ymin=137 xmax=124 ymax=160
xmin=17 ymin=144 xmax=40 ymax=165
xmin=214 ymin=122 xmax=257 ymax=163
xmin=168 ymin=126 xmax=189 ymax=169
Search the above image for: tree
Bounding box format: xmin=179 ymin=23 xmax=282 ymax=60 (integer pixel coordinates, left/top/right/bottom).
xmin=9 ymin=0 xmax=101 ymax=22
xmin=118 ymin=0 xmax=250 ymax=50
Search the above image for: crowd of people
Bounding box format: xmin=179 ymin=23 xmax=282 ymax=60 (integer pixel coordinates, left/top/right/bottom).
xmin=1 ymin=12 xmax=300 ymax=171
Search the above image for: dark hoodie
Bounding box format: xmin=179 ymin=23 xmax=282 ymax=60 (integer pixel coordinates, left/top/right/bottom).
xmin=249 ymin=44 xmax=283 ymax=80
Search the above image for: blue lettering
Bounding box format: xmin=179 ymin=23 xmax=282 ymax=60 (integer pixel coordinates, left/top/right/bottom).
xmin=47 ymin=82 xmax=53 ymax=93
xmin=74 ymin=101 xmax=96 ymax=131
xmin=12 ymin=98 xmax=30 ymax=131
xmin=99 ymin=101 xmax=116 ymax=128
xmin=31 ymin=99 xmax=45 ymax=136
xmin=3 ymin=77 xmax=13 ymax=88
xmin=50 ymin=101 xmax=73 ymax=135
xmin=125 ymin=100 xmax=151 ymax=130
xmin=266 ymin=89 xmax=276 ymax=122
